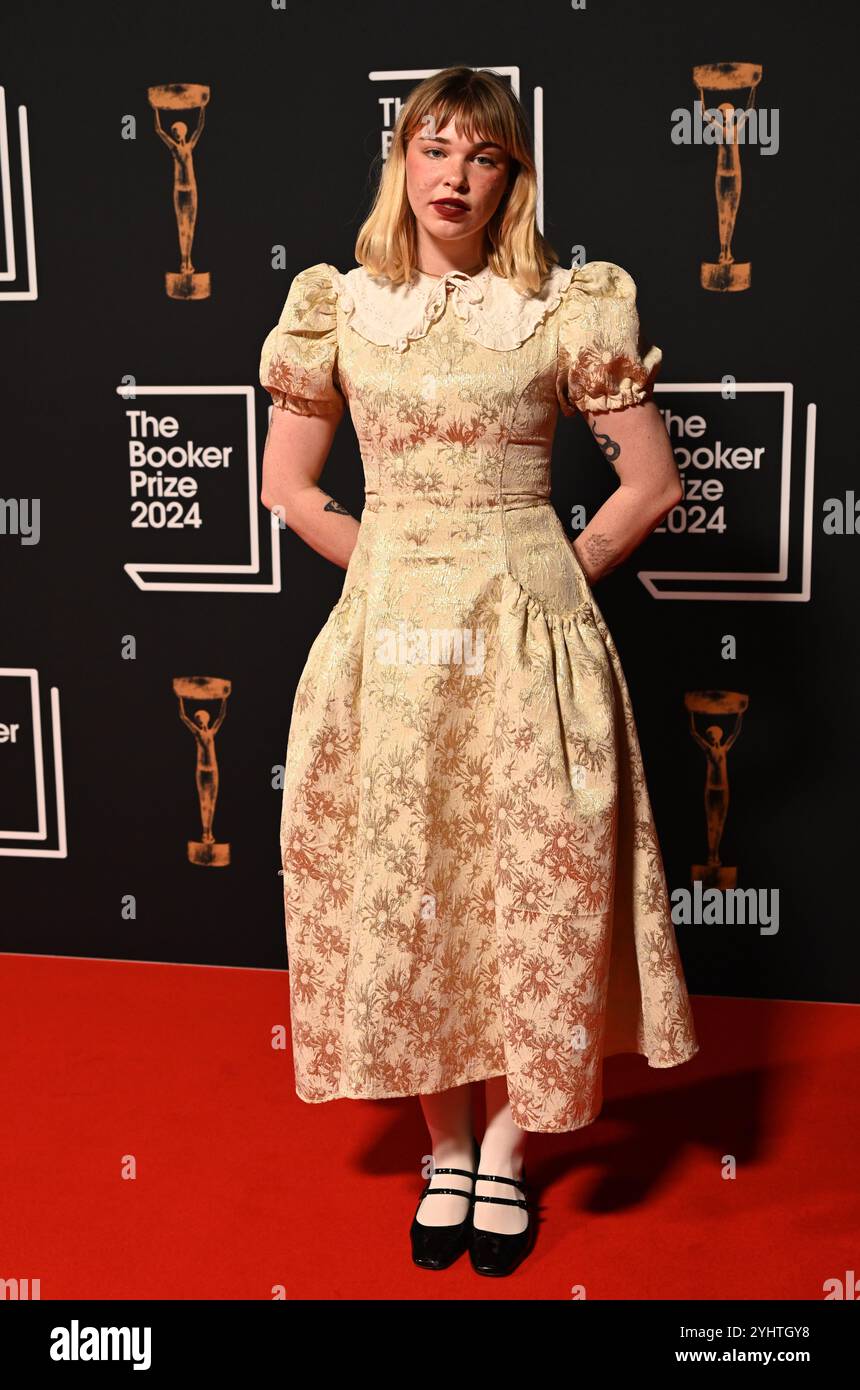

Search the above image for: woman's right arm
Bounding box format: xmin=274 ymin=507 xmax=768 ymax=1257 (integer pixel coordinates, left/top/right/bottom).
xmin=260 ymin=405 xmax=359 ymax=572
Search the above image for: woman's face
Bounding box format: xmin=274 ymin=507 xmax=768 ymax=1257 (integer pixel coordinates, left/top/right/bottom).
xmin=404 ymin=115 xmax=511 ymax=256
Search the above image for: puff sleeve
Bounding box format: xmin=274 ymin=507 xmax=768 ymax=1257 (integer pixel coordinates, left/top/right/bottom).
xmin=555 ymin=261 xmax=662 ymax=416
xmin=259 ymin=262 xmax=345 ymax=418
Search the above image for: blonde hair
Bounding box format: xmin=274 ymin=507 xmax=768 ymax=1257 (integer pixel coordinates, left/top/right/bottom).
xmin=355 ymin=66 xmax=559 ymax=296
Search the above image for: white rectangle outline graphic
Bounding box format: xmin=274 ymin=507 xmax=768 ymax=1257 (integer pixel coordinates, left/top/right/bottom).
xmin=0 ymin=88 xmax=37 ymax=297
xmin=640 ymin=383 xmax=816 ymax=602
xmin=0 ymin=671 xmax=67 ymax=856
xmin=118 ymin=386 xmax=282 ymax=593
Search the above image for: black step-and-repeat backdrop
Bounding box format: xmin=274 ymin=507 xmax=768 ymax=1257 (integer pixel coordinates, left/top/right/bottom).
xmin=2 ymin=2 xmax=855 ymax=1004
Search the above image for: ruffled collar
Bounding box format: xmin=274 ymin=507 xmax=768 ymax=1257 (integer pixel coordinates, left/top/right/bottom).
xmin=331 ymin=262 xmax=575 ymax=354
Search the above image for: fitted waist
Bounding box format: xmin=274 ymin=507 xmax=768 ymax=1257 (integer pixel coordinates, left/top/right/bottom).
xmin=342 ymin=495 xmax=592 ymax=626
xmin=363 ymin=488 xmax=552 ymax=513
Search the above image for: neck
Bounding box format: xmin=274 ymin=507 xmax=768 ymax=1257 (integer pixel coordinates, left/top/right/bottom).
xmin=415 ymin=262 xmax=487 ymax=279
xmin=413 ymin=234 xmax=489 ymax=279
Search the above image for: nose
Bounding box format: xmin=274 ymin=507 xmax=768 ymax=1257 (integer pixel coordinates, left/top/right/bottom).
xmin=445 ymin=162 xmax=469 ymax=189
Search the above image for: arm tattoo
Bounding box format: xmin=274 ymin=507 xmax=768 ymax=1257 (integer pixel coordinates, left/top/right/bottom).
xmin=323 ymin=497 xmax=352 ymax=516
xmin=582 ymin=531 xmax=619 ymax=575
xmin=590 ymin=421 xmax=621 ymax=473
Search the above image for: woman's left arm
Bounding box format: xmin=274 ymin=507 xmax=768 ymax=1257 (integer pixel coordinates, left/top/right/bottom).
xmin=570 ymin=399 xmax=681 ymax=584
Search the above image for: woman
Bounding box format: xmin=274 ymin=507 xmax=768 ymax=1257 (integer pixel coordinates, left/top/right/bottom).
xmin=259 ymin=66 xmax=698 ymax=1278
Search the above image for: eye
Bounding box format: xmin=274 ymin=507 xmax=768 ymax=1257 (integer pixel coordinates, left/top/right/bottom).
xmin=423 ymin=147 xmax=499 ymax=167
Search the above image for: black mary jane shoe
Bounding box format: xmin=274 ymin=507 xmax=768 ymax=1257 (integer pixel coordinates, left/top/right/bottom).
xmin=469 ymin=1164 xmax=537 ymax=1277
xmin=410 ymin=1136 xmax=480 ymax=1270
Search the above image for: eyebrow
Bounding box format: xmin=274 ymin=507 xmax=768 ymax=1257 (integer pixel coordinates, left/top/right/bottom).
xmin=418 ymin=135 xmax=504 ymax=151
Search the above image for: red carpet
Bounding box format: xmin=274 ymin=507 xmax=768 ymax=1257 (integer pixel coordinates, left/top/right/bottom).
xmin=0 ymin=953 xmax=856 ymax=1300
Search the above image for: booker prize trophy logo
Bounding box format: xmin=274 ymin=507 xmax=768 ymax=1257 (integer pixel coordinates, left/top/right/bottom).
xmin=692 ymin=61 xmax=762 ymax=293
xmin=174 ymin=676 xmax=231 ymax=866
xmin=149 ymin=82 xmax=210 ymax=299
xmin=685 ymin=689 xmax=747 ymax=889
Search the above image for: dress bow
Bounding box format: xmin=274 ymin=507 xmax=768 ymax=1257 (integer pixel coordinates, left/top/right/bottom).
xmin=430 ymin=270 xmax=485 ymax=322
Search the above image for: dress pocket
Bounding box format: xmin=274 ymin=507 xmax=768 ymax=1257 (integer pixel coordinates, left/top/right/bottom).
xmin=504 ymin=504 xmax=595 ymax=625
xmin=327 ymin=515 xmax=368 ymax=616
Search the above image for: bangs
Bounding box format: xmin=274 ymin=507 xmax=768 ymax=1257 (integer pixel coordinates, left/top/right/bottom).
xmin=407 ymin=89 xmax=517 ymax=158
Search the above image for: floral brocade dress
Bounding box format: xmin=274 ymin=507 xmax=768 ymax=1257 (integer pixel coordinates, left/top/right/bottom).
xmin=259 ymin=257 xmax=698 ymax=1135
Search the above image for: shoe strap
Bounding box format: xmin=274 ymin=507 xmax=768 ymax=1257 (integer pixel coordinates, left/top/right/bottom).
xmin=419 ymin=1186 xmax=475 ymax=1199
xmin=474 ymin=1172 xmax=529 ymax=1211
xmin=430 ymin=1165 xmax=477 ymax=1179
xmin=476 ymin=1172 xmax=526 ymax=1189
xmin=473 ymin=1193 xmax=529 ymax=1209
